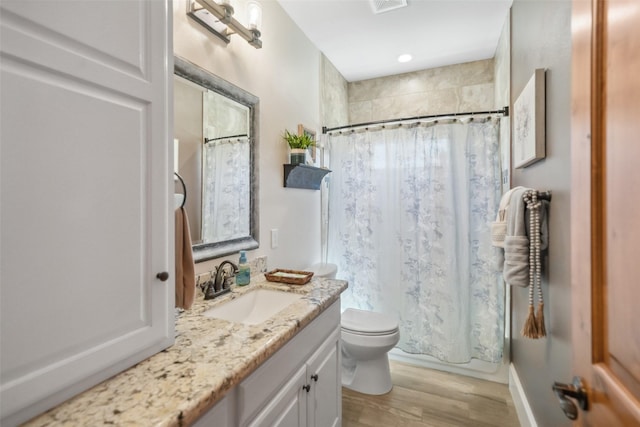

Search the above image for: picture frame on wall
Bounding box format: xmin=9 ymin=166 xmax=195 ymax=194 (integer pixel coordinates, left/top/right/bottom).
xmin=298 ymin=124 xmax=317 ymax=164
xmin=513 ymin=68 xmax=546 ymax=169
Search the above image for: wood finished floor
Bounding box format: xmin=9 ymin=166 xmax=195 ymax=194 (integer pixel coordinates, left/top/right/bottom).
xmin=342 ymin=361 xmax=520 ymax=427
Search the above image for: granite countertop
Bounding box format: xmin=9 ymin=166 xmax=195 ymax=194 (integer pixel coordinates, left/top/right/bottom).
xmin=24 ymin=275 xmax=348 ymax=427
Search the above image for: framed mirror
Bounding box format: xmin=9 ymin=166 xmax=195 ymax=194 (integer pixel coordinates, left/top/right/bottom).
xmin=174 ymin=56 xmax=259 ymax=262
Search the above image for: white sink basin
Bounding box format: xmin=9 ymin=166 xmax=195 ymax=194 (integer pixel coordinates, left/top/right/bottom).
xmin=202 ymin=289 xmax=302 ymax=325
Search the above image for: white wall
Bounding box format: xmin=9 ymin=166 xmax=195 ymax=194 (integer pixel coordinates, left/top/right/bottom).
xmin=174 ymin=0 xmax=325 ymax=272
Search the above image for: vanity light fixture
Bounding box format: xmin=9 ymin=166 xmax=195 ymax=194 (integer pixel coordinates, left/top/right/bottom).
xmin=188 ymin=0 xmax=262 ymax=49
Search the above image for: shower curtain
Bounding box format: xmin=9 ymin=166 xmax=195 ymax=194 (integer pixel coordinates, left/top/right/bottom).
xmin=326 ymin=119 xmax=504 ymax=363
xmin=201 ymin=137 xmax=250 ymax=243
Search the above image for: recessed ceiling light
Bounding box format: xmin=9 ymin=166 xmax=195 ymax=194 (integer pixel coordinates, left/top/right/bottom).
xmin=371 ymin=0 xmax=408 ymax=14
xmin=397 ymin=54 xmax=412 ymax=63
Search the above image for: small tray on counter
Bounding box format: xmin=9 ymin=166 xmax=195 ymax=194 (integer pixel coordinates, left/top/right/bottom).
xmin=264 ymin=269 xmax=314 ymax=285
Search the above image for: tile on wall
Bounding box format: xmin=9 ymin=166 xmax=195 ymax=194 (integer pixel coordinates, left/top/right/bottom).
xmin=459 ymin=83 xmax=495 ymax=112
xmin=348 ymin=59 xmax=496 ymax=122
xmin=349 ymin=100 xmax=373 ymax=124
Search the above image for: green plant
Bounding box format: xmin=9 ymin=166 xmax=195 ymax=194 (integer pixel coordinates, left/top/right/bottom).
xmin=283 ymin=129 xmax=315 ymax=149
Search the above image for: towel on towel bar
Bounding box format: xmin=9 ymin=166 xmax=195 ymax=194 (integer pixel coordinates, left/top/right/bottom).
xmin=175 ymin=206 xmax=196 ymax=309
xmin=500 ymin=188 xmax=549 ymax=287
xmin=494 ymin=187 xmax=550 ymax=339
xmin=503 ymin=187 xmax=530 ymax=287
xmin=492 ymin=186 xmax=525 ymax=248
xmin=503 ymin=235 xmax=530 ymax=286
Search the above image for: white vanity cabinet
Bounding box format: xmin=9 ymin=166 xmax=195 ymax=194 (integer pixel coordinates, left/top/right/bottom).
xmin=194 ymin=300 xmax=342 ymax=427
xmin=248 ymin=329 xmax=341 ymax=427
xmin=0 ymin=1 xmax=173 ymax=425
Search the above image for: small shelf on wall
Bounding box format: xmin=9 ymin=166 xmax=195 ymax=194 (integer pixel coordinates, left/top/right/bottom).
xmin=283 ymin=164 xmax=331 ymax=190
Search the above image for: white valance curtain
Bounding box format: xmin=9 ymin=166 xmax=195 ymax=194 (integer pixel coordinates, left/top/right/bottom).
xmin=201 ymin=137 xmax=250 ymax=243
xmin=326 ymin=119 xmax=504 ymax=363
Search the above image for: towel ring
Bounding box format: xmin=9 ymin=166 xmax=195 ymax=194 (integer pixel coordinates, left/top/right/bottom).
xmin=175 ymin=172 xmax=187 ymax=208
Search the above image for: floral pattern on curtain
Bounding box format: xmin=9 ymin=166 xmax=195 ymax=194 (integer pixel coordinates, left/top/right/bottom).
xmin=327 ymin=119 xmax=504 ymax=363
xmin=201 ymin=137 xmax=250 ymax=243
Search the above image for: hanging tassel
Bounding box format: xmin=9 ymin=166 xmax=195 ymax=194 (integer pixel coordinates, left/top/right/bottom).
xmin=521 ymin=190 xmax=547 ymax=340
xmin=536 ymin=302 xmax=546 ymax=337
xmin=521 ymin=304 xmax=539 ymax=338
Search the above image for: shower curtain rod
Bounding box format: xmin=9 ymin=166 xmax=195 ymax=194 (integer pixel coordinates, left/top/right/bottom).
xmin=322 ymin=106 xmax=509 ymax=134
xmin=204 ymin=133 xmax=248 ymax=144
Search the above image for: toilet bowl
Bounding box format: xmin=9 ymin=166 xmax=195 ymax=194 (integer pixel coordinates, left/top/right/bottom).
xmin=341 ymin=308 xmax=400 ymax=395
xmin=305 ymin=263 xmax=399 ymax=395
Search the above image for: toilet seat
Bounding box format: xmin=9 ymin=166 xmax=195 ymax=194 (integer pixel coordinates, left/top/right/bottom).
xmin=341 ymin=308 xmax=399 ymax=336
xmin=341 ymin=327 xmax=399 ymax=337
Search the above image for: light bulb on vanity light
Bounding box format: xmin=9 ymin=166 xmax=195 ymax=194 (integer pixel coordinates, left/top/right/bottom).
xmin=246 ymin=0 xmax=262 ymax=32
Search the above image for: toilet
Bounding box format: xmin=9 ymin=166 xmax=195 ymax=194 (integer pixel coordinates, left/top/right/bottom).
xmin=306 ymin=263 xmax=400 ymax=396
xmin=340 ymin=308 xmax=400 ymax=395
xmin=306 ymin=262 xmax=338 ymax=280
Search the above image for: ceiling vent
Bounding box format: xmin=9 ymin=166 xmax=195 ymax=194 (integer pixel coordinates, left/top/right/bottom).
xmin=370 ymin=0 xmax=408 ymax=14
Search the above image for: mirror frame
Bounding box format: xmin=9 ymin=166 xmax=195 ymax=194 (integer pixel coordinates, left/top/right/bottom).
xmin=174 ymin=56 xmax=259 ymax=262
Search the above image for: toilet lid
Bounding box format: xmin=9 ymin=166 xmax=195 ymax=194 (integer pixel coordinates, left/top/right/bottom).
xmin=341 ymin=308 xmax=399 ymax=335
xmin=306 ymin=263 xmax=337 ymax=278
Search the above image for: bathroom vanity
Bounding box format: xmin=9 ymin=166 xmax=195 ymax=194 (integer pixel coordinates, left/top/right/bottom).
xmin=22 ymin=276 xmax=347 ymax=427
xmin=195 ymin=300 xmax=341 ymax=427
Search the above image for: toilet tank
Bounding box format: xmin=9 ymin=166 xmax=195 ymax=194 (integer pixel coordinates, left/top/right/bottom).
xmin=307 ymin=263 xmax=337 ymax=279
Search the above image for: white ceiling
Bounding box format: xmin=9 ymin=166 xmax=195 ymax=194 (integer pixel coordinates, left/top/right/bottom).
xmin=277 ymin=0 xmax=513 ymax=82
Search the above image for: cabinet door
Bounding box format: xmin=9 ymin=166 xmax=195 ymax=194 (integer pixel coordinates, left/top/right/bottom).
xmin=307 ymin=328 xmax=341 ymax=427
xmin=0 ymin=1 xmax=173 ymax=425
xmin=248 ymin=365 xmax=308 ymax=427
xmin=192 ymin=391 xmax=236 ymax=427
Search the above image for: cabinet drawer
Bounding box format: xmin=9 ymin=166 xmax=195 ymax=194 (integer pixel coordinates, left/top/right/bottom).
xmin=238 ymin=300 xmax=340 ymax=426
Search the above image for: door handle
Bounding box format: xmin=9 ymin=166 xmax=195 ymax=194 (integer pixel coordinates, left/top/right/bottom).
xmin=552 ymin=376 xmax=589 ymax=420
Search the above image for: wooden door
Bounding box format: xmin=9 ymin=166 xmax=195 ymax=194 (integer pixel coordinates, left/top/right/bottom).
xmin=0 ymin=1 xmax=173 ymax=425
xmin=570 ymin=0 xmax=640 ymax=424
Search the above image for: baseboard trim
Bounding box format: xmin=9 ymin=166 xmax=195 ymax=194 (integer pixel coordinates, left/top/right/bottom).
xmin=509 ymin=363 xmax=538 ymax=427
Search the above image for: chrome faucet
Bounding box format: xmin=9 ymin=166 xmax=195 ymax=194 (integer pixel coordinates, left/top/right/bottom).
xmin=204 ymin=260 xmax=238 ymax=300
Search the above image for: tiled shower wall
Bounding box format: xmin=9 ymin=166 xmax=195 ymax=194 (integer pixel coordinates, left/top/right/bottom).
xmin=494 ymin=15 xmax=511 ymax=191
xmin=347 ymin=59 xmax=495 ymax=124
xmin=321 ymin=55 xmax=349 ymax=130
